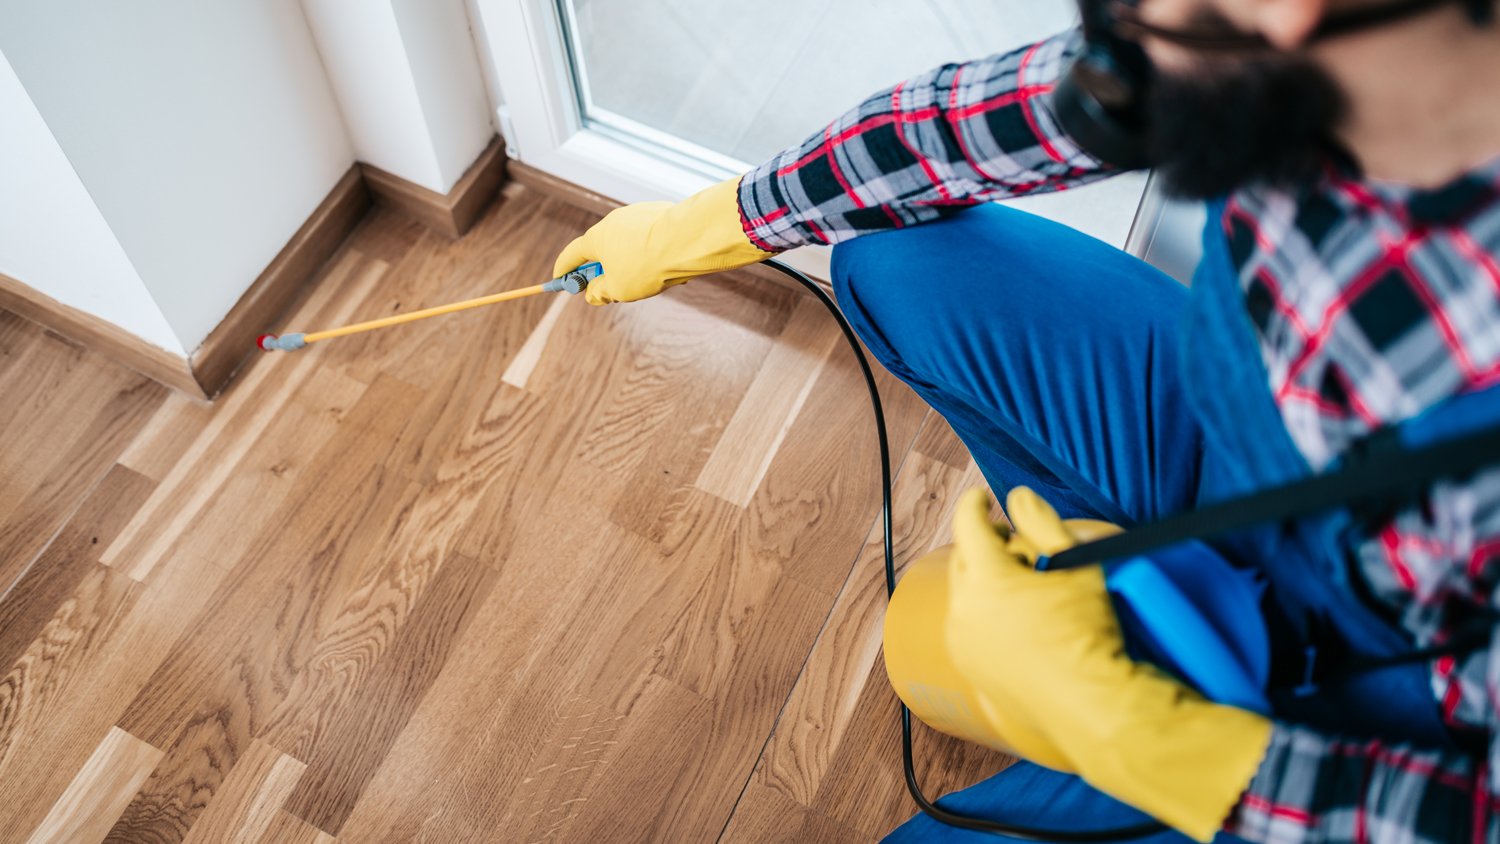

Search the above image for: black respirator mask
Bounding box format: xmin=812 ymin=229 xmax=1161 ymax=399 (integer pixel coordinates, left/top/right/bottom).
xmin=1052 ymin=0 xmax=1496 ymax=171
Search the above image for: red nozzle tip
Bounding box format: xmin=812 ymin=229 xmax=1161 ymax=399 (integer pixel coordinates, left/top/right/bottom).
xmin=257 ymin=334 xmax=275 ymax=351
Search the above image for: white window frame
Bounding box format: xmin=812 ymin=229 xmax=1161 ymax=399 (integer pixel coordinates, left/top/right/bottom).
xmin=471 ymin=0 xmax=1164 ymax=275
xmin=470 ymin=0 xmax=832 ymax=279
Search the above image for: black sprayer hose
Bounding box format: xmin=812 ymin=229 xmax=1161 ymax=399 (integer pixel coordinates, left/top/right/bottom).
xmin=762 ymin=259 xmax=1167 ymax=842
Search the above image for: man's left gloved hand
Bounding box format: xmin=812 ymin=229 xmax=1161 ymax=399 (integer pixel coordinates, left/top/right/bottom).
xmin=945 ymin=487 xmax=1272 ymax=842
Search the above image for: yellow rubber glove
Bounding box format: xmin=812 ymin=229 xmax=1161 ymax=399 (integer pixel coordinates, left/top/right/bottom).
xmin=946 ymin=487 xmax=1272 ymax=842
xmin=552 ymin=176 xmax=770 ymax=306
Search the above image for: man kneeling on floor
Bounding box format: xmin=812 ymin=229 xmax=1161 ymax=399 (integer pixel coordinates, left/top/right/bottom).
xmin=551 ymin=0 xmax=1500 ymax=840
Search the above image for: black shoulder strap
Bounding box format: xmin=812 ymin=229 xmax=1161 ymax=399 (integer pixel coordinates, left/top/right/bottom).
xmin=1047 ymin=419 xmax=1500 ymax=570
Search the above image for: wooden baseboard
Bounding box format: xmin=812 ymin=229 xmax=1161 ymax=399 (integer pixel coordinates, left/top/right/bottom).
xmin=0 ymin=273 xmax=207 ymax=399
xmin=191 ymin=165 xmax=371 ymax=398
xmin=0 ymin=166 xmax=371 ymax=402
xmin=360 ymin=136 xmax=507 ymax=239
xmin=0 ymin=135 xmax=511 ymax=402
xmin=505 ymin=160 xmax=620 ymax=219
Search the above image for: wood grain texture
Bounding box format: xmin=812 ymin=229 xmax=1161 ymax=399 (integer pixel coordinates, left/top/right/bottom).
xmin=752 ymin=445 xmax=972 ymax=805
xmin=0 ymin=331 xmax=162 ymax=596
xmin=0 ymin=468 xmax=150 ymax=805
xmin=695 ymin=297 xmax=841 ymax=507
xmin=0 ymin=309 xmax=32 ymax=380
xmin=500 ymin=291 xmax=569 ymax=389
xmin=729 ymin=416 xmax=1013 ymax=840
xmin=0 ymin=551 xmax=222 ymax=838
xmin=115 ymin=393 xmax=216 ymax=483
xmin=720 ymin=780 xmax=875 ymax=844
xmin=25 ymin=726 xmax=163 ymax=844
xmin=254 ymin=811 xmax=336 ymax=844
xmin=0 ymin=561 xmax=142 ymax=775
xmin=280 ymin=552 xmax=498 ymax=835
xmin=360 ymin=136 xmax=507 ymax=239
xmin=0 ymin=186 xmax=992 ymax=842
xmin=738 ymin=342 xmax=931 ymax=598
xmin=0 ymin=464 xmax=154 ymax=685
xmin=333 ymin=514 xmax=647 ymax=842
xmin=100 ymin=252 xmax=390 ymax=582
xmin=106 ymin=383 xmax=423 ymax=840
xmin=179 ymin=739 xmax=306 ymax=844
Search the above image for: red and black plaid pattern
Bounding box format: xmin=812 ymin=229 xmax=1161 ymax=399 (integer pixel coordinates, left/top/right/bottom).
xmin=1232 ymin=728 xmax=1488 ymax=843
xmin=737 ymin=30 xmax=1109 ymax=251
xmin=737 ymin=27 xmax=1500 ymax=844
xmin=1226 ymin=169 xmax=1500 ymax=469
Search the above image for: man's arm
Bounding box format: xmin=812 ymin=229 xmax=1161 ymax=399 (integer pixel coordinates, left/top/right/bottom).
xmin=554 ymin=29 xmax=1115 ymax=305
xmin=737 ymin=29 xmax=1115 ymax=252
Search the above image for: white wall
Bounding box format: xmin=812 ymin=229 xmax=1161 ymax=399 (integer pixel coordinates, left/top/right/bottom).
xmin=302 ymin=0 xmax=443 ymax=190
xmin=464 ymin=0 xmax=509 ymax=138
xmin=390 ymin=0 xmax=493 ymax=190
xmin=0 ymin=0 xmax=355 ymax=352
xmin=303 ymin=0 xmax=493 ymax=194
xmin=0 ymin=52 xmax=182 ymax=354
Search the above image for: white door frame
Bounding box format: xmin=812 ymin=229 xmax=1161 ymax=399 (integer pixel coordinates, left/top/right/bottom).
xmin=473 ymin=0 xmax=714 ymax=202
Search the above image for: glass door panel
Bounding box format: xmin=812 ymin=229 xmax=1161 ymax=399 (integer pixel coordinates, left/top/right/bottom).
xmin=556 ymin=0 xmax=1077 ymax=175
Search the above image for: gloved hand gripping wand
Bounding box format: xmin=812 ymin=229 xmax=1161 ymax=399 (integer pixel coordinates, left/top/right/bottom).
xmin=257 ymin=262 xmax=603 ymax=351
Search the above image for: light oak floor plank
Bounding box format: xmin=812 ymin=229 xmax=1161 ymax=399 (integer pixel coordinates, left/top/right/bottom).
xmin=0 ymin=560 xmax=144 ymax=799
xmin=254 ymin=811 xmax=336 ymax=844
xmin=0 ymin=326 xmax=162 ymax=595
xmin=720 ymin=780 xmax=876 ymax=844
xmin=116 ymin=393 xmax=216 ymax=483
xmin=25 ymin=726 xmax=163 ymax=844
xmin=0 ymin=465 xmax=154 ymax=677
xmin=0 ymin=548 xmax=229 ymax=837
xmin=695 ymin=296 xmax=842 ymax=507
xmin=281 ymin=552 xmax=499 ymax=836
xmin=500 ymin=291 xmax=569 ymax=390
xmin=179 ymin=739 xmax=307 ymax=844
xmin=734 ymin=417 xmax=1013 ymax=839
xmin=100 ymin=252 xmax=390 ymax=582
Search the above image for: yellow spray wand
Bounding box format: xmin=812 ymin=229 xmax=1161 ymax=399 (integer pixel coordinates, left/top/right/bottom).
xmin=257 ymin=262 xmax=602 ymax=352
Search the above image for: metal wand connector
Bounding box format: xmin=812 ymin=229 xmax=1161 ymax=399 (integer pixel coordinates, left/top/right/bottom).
xmin=541 ymin=260 xmax=603 ymax=295
xmin=257 ymin=333 xmax=307 ymax=352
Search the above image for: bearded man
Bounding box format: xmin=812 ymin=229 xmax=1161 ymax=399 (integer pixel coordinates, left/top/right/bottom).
xmin=552 ymin=1 xmax=1500 ymax=840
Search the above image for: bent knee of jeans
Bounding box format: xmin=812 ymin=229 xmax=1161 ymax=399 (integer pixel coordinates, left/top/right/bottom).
xmin=830 ymin=241 xmax=911 ymax=376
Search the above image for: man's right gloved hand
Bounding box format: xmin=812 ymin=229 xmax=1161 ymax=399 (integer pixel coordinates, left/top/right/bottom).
xmin=551 ymin=176 xmax=772 ymax=306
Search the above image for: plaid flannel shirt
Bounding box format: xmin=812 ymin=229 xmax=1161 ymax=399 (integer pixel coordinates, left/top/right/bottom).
xmin=736 ymin=29 xmax=1500 ymax=843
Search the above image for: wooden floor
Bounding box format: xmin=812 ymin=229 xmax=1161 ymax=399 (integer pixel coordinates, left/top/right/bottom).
xmin=0 ymin=183 xmax=1009 ymax=843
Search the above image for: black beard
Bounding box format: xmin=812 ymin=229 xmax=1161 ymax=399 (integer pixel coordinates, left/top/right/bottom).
xmin=1145 ymin=55 xmax=1351 ymax=199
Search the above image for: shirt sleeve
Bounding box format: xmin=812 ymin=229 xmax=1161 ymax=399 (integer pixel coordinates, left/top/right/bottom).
xmin=736 ymin=28 xmax=1114 ymax=252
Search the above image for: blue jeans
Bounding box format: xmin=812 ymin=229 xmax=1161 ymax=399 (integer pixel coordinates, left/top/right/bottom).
xmin=833 ymin=202 xmax=1203 ymax=528
xmin=833 ymin=203 xmax=1237 ymax=843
